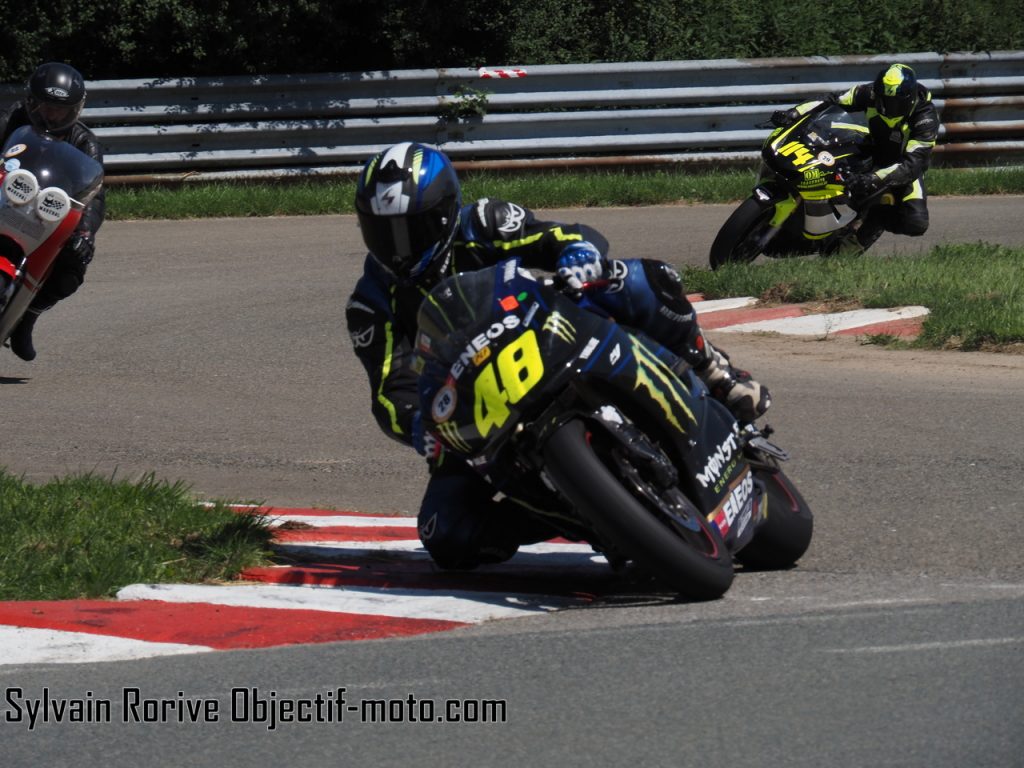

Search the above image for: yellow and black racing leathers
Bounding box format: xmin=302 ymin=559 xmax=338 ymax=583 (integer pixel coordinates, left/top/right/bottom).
xmin=787 ymin=82 xmax=941 ymax=247
xmin=835 ymin=81 xmax=940 ymax=244
xmin=835 ymin=81 xmax=940 ymax=192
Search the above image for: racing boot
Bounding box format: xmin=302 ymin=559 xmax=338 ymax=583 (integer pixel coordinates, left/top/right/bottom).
xmin=695 ymin=341 xmax=771 ymax=423
xmin=854 ymin=203 xmax=890 ymax=252
xmin=10 ymin=308 xmax=41 ymax=361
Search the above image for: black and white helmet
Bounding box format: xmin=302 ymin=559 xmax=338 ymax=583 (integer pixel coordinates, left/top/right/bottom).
xmin=355 ymin=142 xmax=462 ymax=285
xmin=26 ymin=62 xmax=87 ymax=135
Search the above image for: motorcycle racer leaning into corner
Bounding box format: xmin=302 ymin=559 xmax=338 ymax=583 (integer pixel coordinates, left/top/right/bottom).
xmin=0 ymin=61 xmax=106 ymax=362
xmin=345 ymin=141 xmax=771 ymax=570
xmin=770 ymin=62 xmax=940 ymax=255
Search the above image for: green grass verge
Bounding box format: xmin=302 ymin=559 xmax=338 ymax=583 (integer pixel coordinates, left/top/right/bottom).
xmin=0 ymin=471 xmax=274 ymax=601
xmin=105 ymin=166 xmax=1024 ymax=220
xmin=682 ymin=242 xmax=1024 ymax=351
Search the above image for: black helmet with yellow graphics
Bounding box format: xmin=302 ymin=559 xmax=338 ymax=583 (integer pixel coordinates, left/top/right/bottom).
xmin=872 ymin=63 xmax=919 ymax=121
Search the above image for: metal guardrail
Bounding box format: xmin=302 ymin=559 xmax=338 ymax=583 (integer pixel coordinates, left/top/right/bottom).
xmin=3 ymin=51 xmax=1022 ymax=181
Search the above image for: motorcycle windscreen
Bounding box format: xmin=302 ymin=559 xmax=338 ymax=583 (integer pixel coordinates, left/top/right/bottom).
xmin=417 ymin=264 xmax=532 ymax=454
xmin=416 ymin=267 xmax=497 ymax=365
xmin=3 ymin=125 xmax=104 ymax=204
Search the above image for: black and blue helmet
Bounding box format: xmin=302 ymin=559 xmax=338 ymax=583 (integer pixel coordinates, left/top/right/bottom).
xmin=355 ymin=142 xmax=462 ymax=284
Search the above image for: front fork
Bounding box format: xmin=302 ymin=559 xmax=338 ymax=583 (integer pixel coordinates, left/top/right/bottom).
xmin=752 ymin=184 xmax=800 ymax=251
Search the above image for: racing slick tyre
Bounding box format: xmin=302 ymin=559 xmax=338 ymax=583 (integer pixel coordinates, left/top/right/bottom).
xmin=543 ymin=418 xmax=734 ymax=600
xmin=734 ymin=466 xmax=813 ymax=570
xmin=709 ymin=196 xmax=776 ymax=270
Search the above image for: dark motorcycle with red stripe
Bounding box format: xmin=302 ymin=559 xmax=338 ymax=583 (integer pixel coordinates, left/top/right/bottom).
xmin=415 ymin=258 xmax=813 ymax=600
xmin=0 ymin=125 xmax=103 ymax=352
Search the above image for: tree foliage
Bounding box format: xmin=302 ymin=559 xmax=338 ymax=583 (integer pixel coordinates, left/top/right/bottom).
xmin=2 ymin=0 xmax=1021 ymax=82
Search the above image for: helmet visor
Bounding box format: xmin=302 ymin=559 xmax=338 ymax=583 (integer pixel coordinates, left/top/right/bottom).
xmin=27 ymin=99 xmax=82 ymax=133
xmin=358 ymin=206 xmax=451 ymax=277
xmin=876 ymin=92 xmax=915 ymax=119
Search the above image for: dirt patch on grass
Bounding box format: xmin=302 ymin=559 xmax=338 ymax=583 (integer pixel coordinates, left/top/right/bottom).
xmin=802 ymin=297 xmax=864 ymax=314
xmin=758 ymin=283 xmax=796 ymax=304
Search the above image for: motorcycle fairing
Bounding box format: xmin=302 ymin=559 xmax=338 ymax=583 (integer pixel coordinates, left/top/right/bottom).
xmin=416 ymin=258 xmax=756 ymax=542
xmin=0 ymin=207 xmax=82 ymax=343
xmin=759 ymin=106 xmax=874 ymax=240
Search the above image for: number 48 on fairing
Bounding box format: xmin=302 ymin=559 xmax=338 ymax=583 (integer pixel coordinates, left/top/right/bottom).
xmin=473 ymin=329 xmax=545 ymax=437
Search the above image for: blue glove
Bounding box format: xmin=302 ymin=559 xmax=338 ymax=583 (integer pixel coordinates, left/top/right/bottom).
xmin=411 ymin=411 xmax=445 ymax=464
xmin=556 ymin=241 xmax=606 ymax=293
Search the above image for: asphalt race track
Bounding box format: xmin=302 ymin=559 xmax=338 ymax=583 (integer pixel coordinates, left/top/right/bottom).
xmin=1 ymin=197 xmax=1022 ymax=766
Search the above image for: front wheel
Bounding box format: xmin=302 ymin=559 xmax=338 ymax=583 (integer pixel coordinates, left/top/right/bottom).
xmin=734 ymin=467 xmax=813 ymax=570
xmin=542 ymin=419 xmax=734 ymax=600
xmin=709 ymin=197 xmax=776 ymax=270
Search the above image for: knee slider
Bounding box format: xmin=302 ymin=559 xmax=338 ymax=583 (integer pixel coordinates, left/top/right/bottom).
xmin=418 ymin=512 xmax=480 ymax=569
xmin=901 ymin=214 xmax=929 ymax=237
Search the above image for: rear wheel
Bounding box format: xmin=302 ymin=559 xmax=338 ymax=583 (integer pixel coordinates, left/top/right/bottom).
xmin=709 ymin=197 xmax=776 ymax=270
xmin=543 ymin=419 xmax=734 ymax=600
xmin=735 ymin=466 xmax=813 ymax=570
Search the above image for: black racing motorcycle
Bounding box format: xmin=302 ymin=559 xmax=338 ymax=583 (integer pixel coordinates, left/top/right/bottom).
xmin=710 ymin=103 xmax=879 ymax=269
xmin=414 ymin=258 xmax=813 ymax=600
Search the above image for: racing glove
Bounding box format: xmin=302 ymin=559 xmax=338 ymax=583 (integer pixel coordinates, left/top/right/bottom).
xmin=846 ymin=172 xmax=883 ymax=199
xmin=555 ymin=241 xmax=606 ymax=294
xmin=770 ymin=108 xmax=800 ymax=127
xmin=411 ymin=411 xmax=445 ymax=466
xmin=65 ymin=231 xmax=95 ymax=267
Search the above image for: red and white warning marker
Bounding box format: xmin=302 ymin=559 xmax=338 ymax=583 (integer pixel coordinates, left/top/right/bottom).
xmin=690 ymin=295 xmax=929 ymax=338
xmin=0 ymin=509 xmax=613 ymax=665
xmin=478 ymin=67 xmax=527 ymax=79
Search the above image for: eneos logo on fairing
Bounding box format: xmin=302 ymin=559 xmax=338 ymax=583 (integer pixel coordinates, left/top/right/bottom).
xmin=450 ymin=315 xmax=522 ymax=380
xmin=711 ymin=470 xmax=755 ymax=538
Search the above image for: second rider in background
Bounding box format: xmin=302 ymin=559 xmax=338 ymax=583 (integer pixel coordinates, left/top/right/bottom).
xmin=771 ymin=62 xmax=940 ymax=254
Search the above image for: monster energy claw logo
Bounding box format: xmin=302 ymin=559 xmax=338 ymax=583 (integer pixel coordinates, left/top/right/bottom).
xmin=631 ymin=338 xmax=696 ymax=430
xmin=436 ymin=421 xmax=472 ymax=453
xmin=542 ymin=312 xmax=576 ymax=343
